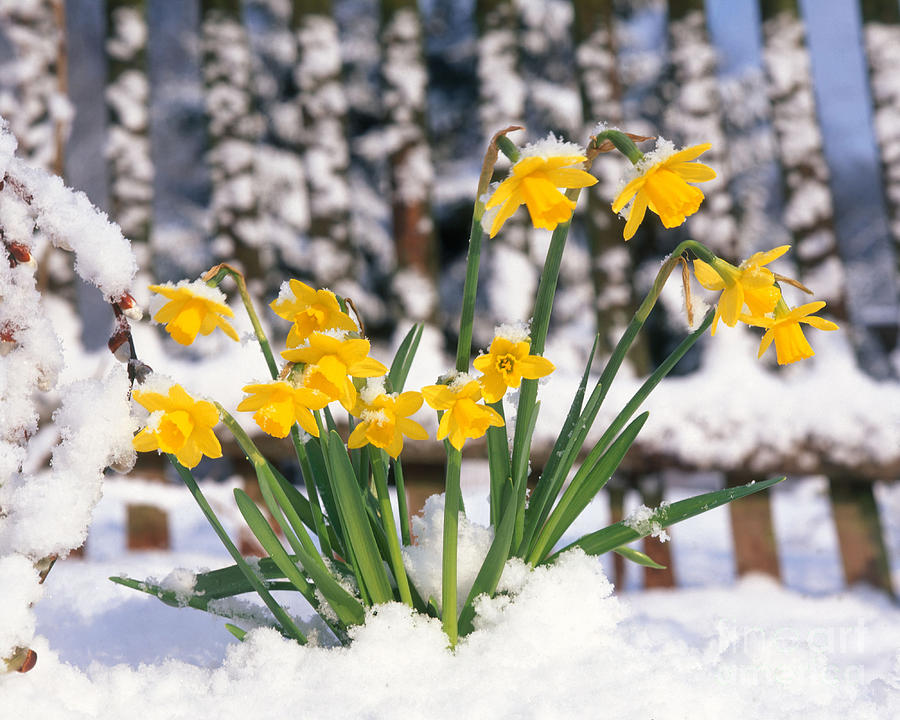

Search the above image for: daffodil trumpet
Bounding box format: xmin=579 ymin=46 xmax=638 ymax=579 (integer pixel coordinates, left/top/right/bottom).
xmin=612 ymin=140 xmax=716 ymax=240
xmin=742 ymin=296 xmax=839 ymax=365
xmin=693 ymin=245 xmax=790 ymax=335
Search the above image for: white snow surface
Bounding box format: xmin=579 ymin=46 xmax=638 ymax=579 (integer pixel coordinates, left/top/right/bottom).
xmin=2 ymin=475 xmax=900 ymax=718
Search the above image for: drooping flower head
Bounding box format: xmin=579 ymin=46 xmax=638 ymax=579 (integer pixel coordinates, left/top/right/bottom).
xmin=612 ymin=140 xmax=716 ymax=240
xmin=422 ymin=373 xmax=504 ymax=451
xmin=473 ymin=324 xmax=555 ymax=403
xmin=281 ymin=332 xmax=388 ymax=411
xmin=348 ymin=378 xmax=429 ymax=458
xmin=149 ymin=280 xmax=239 ymax=346
xmin=484 ymin=134 xmax=597 ymax=237
xmin=693 ymin=245 xmax=789 ymax=335
xmin=237 ymin=381 xmax=330 ymax=438
xmin=270 ymin=279 xmax=358 ymax=348
xmin=133 ymin=383 xmax=222 ymax=468
xmin=743 ymin=299 xmax=839 ymax=365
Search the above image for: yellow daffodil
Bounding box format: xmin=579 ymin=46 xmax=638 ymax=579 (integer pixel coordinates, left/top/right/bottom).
xmin=348 ymin=383 xmax=429 ymax=458
xmin=237 ymin=381 xmax=330 ymax=438
xmin=473 ymin=335 xmax=554 ymax=403
xmin=693 ymin=245 xmax=789 ymax=335
xmin=485 ymin=152 xmax=597 ymax=237
xmin=149 ymin=281 xmax=239 ymax=346
xmin=270 ymin=279 xmax=357 ymax=348
xmin=422 ymin=375 xmax=504 ymax=451
xmin=132 ymin=384 xmax=222 ymax=468
xmin=743 ymin=299 xmax=839 ymax=365
xmin=281 ymin=332 xmax=387 ymax=411
xmin=612 ymin=141 xmax=716 ymax=240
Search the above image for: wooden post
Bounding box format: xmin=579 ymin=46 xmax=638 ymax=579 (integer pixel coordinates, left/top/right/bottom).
xmin=607 ymin=480 xmax=626 ymax=589
xmin=640 ymin=476 xmax=675 ymax=588
xmin=829 ymin=477 xmax=895 ymax=596
xmin=726 ymin=472 xmax=780 ymax=579
xmin=126 ymin=503 xmax=170 ymax=550
xmin=401 ymin=461 xmax=446 ymax=543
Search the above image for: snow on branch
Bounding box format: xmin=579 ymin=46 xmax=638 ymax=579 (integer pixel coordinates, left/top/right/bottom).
xmin=0 ymin=118 xmax=139 ymax=661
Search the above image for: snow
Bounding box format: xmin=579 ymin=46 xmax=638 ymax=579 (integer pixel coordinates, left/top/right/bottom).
xmin=493 ymin=320 xmax=531 ymax=344
xmin=623 ymin=501 xmax=670 ymax=542
xmin=519 ymin=132 xmax=585 ymax=160
xmin=2 ymin=475 xmax=899 ymax=717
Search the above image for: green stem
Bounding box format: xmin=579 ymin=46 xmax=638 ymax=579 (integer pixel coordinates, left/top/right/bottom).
xmin=216 ymin=404 xmax=323 ymax=562
xmin=456 ymin=127 xmax=523 ymax=371
xmin=597 ymin=239 xmax=714 ymax=405
xmin=392 ymin=458 xmax=412 ymax=545
xmin=456 ymin=217 xmax=484 ymax=373
xmin=168 ymin=456 xmax=307 ymax=643
xmin=442 ymin=446 xmax=462 ymax=646
xmin=593 ymin=129 xmax=644 ymax=165
xmin=495 ymin=135 xmax=521 ymax=163
xmin=368 ymin=447 xmax=413 ymax=606
xmin=206 ymin=264 xmax=279 ymax=378
xmin=291 ymin=427 xmax=332 ymax=559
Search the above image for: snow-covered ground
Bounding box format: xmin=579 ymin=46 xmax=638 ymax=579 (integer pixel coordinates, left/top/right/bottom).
xmin=4 ymin=473 xmax=899 ymax=718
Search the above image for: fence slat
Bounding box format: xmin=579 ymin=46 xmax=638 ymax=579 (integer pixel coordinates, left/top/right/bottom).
xmin=641 ymin=476 xmax=675 ymax=588
xmin=829 ymin=477 xmax=895 ymax=597
xmin=126 ymin=503 xmax=170 ymax=550
xmin=726 ymin=472 xmax=780 ymax=579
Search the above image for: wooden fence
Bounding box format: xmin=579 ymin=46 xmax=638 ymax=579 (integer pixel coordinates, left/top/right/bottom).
xmin=99 ymin=444 xmax=897 ymax=599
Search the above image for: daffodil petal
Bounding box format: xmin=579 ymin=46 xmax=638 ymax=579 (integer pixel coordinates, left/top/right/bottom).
xmin=693 ymin=259 xmax=726 ymax=291
xmin=623 ymin=192 xmax=648 ymax=241
xmin=611 ymin=175 xmax=645 ymax=214
xmin=665 ymin=143 xmax=712 ymax=164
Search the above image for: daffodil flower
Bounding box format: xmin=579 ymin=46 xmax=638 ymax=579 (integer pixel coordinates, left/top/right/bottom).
xmin=693 ymin=245 xmax=789 ymax=335
xmin=422 ymin=374 xmax=504 ymax=451
xmin=485 ymin=141 xmax=597 ymax=237
xmin=281 ymin=332 xmax=387 ymax=411
xmin=132 ymin=384 xmax=222 ymax=468
xmin=270 ymin=279 xmax=357 ymax=348
xmin=237 ymin=381 xmax=330 ymax=438
xmin=473 ymin=335 xmax=554 ymax=403
xmin=149 ymin=281 xmax=239 ymax=346
xmin=743 ymin=299 xmax=839 ymax=365
xmin=612 ymin=141 xmax=716 ymax=240
xmin=348 ymin=382 xmax=429 ymax=458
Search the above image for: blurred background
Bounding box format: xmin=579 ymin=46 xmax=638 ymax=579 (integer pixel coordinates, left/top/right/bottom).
xmin=1 ymin=0 xmax=898 ymax=595
xmin=2 ymin=0 xmax=898 ymax=368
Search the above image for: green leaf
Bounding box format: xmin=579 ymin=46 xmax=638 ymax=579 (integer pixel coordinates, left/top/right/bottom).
xmin=485 ymin=402 xmax=510 ymax=528
xmin=614 ymin=545 xmax=666 ymax=570
xmin=234 ymin=488 xmax=365 ymax=629
xmin=389 ymin=323 xmax=423 ymax=392
xmin=520 ymin=336 xmax=600 ymax=554
xmin=527 ymin=413 xmax=649 ymax=564
xmin=548 ymin=476 xmax=786 ymax=562
xmin=510 ymin=398 xmax=540 ymax=550
xmin=267 ymin=459 xmax=342 ymax=555
xmin=111 ymin=556 xmax=293 ymax=610
xmin=325 ymin=431 xmax=395 ymax=604
xmin=575 ymin=312 xmax=715 ymax=487
xmin=225 ymin=623 xmax=247 ymax=641
xmin=520 ymin=372 xmax=602 ymax=556
xmin=166 ymin=456 xmax=307 ymax=643
xmin=392 ymin=458 xmax=412 ymax=546
xmin=457 ymin=485 xmax=518 ymax=636
xmin=306 ymin=439 xmax=346 ymax=556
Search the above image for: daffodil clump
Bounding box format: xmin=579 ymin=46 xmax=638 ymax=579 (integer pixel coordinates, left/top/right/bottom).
xmin=118 ymin=126 xmax=824 ymax=651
